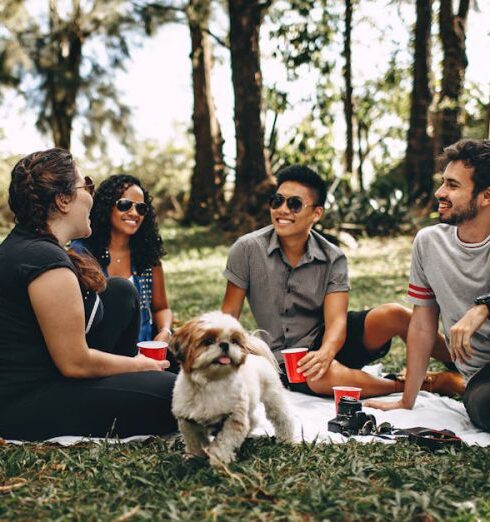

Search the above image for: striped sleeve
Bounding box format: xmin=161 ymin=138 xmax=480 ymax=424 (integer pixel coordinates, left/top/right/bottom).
xmin=407 ymin=232 xmax=437 ymax=306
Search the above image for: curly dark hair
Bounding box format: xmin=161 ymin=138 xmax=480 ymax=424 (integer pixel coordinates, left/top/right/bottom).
xmin=84 ymin=174 xmax=165 ymax=274
xmin=441 ymin=139 xmax=490 ymax=197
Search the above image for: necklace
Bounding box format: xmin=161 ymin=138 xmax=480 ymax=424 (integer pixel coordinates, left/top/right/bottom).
xmin=109 ymin=250 xmax=127 ymax=264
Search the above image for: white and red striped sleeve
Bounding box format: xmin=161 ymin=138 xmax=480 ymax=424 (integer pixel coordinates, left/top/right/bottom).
xmin=407 ymin=232 xmax=437 ymax=306
xmin=407 ymin=283 xmax=435 ymax=302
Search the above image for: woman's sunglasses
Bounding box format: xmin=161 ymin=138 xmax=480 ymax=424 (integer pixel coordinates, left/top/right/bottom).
xmin=75 ymin=176 xmax=95 ymax=196
xmin=115 ymin=198 xmax=149 ymax=216
xmin=268 ymin=193 xmax=318 ymax=214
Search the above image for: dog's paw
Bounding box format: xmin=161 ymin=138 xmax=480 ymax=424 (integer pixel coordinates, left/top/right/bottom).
xmin=206 ymin=446 xmax=235 ymax=467
xmin=185 ymin=447 xmax=208 ymax=458
xmin=274 ymin=420 xmax=295 ymax=442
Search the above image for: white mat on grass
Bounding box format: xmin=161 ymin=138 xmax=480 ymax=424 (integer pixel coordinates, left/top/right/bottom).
xmin=5 ymin=364 xmax=490 ymax=447
xmin=252 ymin=389 xmax=490 ymax=446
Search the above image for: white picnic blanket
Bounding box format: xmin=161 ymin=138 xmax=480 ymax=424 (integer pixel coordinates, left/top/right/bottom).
xmin=5 ymin=364 xmax=490 ymax=447
xmin=251 ymin=389 xmax=490 ymax=446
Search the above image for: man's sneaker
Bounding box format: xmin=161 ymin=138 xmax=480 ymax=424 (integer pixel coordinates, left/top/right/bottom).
xmin=421 ymin=371 xmax=466 ymax=396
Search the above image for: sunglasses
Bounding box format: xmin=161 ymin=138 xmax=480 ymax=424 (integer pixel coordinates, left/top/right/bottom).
xmin=268 ymin=193 xmax=318 ymax=214
xmin=115 ymin=198 xmax=149 ymax=216
xmin=75 ymin=176 xmax=95 ymax=196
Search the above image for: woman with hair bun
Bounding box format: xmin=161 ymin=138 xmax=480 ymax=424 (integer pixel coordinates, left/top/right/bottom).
xmin=0 ymin=149 xmax=177 ymax=441
xmin=72 ymin=174 xmax=172 ymax=344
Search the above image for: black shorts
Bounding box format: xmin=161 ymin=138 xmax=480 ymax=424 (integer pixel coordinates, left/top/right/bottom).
xmin=280 ymin=309 xmax=392 ymax=395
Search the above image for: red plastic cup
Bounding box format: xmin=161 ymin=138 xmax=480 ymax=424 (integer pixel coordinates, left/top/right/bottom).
xmin=137 ymin=341 xmax=168 ymax=361
xmin=281 ymin=348 xmax=308 ymax=383
xmin=332 ymin=386 xmax=362 ymax=413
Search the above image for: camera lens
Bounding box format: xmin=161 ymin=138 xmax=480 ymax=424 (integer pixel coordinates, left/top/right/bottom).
xmin=338 ymin=396 xmax=362 ymax=416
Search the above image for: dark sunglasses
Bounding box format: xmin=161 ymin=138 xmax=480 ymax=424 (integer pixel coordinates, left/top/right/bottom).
xmin=268 ymin=193 xmax=318 ymax=214
xmin=75 ymin=176 xmax=95 ymax=196
xmin=115 ymin=198 xmax=149 ymax=216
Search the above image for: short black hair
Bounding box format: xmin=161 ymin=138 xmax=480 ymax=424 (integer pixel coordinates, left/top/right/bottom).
xmin=441 ymin=139 xmax=490 ymax=197
xmin=275 ymin=164 xmax=327 ymax=207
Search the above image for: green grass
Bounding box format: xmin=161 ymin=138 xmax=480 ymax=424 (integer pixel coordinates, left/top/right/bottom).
xmin=1 ymin=225 xmax=489 ymax=521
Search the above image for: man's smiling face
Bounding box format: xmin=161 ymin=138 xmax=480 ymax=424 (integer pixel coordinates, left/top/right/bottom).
xmin=270 ymin=181 xmax=323 ymax=240
xmin=435 ymin=160 xmax=479 ymax=225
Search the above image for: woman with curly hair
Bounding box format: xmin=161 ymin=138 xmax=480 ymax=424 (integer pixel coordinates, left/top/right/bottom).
xmin=0 ymin=149 xmax=176 ymax=441
xmin=72 ymin=174 xmax=172 ymax=343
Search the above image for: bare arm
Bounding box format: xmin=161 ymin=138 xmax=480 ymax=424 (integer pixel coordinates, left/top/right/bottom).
xmin=365 ymin=304 xmax=439 ymax=410
xmin=151 ymin=264 xmax=173 ymax=343
xmin=29 ymin=268 xmax=168 ymax=378
xmin=221 ymin=281 xmax=246 ymax=319
xmin=297 ymin=291 xmax=349 ymax=381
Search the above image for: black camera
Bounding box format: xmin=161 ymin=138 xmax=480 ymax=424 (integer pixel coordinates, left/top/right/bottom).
xmin=328 ymin=396 xmax=377 ymax=436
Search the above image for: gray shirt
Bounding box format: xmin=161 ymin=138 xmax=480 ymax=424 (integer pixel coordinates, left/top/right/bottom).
xmin=224 ymin=225 xmax=350 ymax=358
xmin=408 ymin=224 xmax=490 ymax=381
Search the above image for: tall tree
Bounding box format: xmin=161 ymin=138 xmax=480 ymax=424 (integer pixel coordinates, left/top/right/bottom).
xmin=184 ymin=0 xmax=226 ymax=225
xmin=342 ymin=0 xmax=354 ymax=178
xmin=0 ymin=0 xmax=162 ymax=151
xmin=227 ymin=0 xmax=273 ymax=231
xmin=43 ymin=0 xmax=82 ymax=149
xmin=405 ymin=0 xmax=434 ymax=205
xmin=434 ymin=0 xmax=470 ymax=157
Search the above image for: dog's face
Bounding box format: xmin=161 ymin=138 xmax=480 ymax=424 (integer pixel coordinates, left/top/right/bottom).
xmin=170 ymin=311 xmax=248 ymax=380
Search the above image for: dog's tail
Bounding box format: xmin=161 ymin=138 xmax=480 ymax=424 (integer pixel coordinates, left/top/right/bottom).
xmin=245 ymin=333 xmax=280 ymax=372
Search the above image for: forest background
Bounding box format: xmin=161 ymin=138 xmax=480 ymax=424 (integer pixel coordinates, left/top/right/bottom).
xmin=0 ymin=0 xmax=489 ymax=237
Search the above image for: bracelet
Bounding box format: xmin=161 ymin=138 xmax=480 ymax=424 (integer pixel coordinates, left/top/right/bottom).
xmin=161 ymin=327 xmax=172 ymax=337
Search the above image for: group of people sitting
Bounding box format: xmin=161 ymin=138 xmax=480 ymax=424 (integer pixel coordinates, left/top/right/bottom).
xmin=0 ymin=138 xmax=489 ymax=442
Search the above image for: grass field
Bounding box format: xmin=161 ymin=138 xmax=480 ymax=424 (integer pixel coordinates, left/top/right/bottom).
xmin=1 ymin=225 xmax=489 ymax=521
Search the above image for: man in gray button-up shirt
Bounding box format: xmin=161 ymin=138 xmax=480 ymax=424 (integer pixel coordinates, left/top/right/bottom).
xmin=221 ymin=165 xmax=462 ymax=398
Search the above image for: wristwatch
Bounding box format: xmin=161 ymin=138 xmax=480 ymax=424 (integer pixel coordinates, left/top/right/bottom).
xmin=473 ymin=293 xmax=490 ymax=313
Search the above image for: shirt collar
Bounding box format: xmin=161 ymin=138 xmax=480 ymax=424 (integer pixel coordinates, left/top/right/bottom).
xmin=266 ymin=228 xmax=328 ymax=263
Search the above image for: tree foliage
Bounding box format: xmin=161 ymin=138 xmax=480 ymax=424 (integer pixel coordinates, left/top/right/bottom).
xmin=0 ymin=0 xmax=178 ymax=151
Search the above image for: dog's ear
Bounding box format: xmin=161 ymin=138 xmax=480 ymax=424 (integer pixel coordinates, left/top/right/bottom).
xmin=168 ymin=333 xmax=184 ymax=363
xmin=244 ymin=334 xmax=280 ymax=372
xmin=171 ymin=340 xmax=185 ymax=363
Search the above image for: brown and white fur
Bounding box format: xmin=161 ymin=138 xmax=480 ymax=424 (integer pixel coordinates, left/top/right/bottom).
xmin=170 ymin=311 xmax=294 ymax=466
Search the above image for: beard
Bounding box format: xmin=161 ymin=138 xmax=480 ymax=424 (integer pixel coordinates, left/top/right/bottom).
xmin=439 ymin=197 xmax=478 ymax=225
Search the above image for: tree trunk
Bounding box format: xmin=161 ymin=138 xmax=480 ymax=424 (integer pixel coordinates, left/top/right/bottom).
xmin=434 ymin=0 xmax=470 ymax=160
xmin=405 ymin=0 xmax=434 ymax=205
xmin=45 ymin=0 xmax=82 ymax=150
xmin=226 ymin=0 xmax=273 ymax=231
xmin=484 ymin=86 xmax=490 ymax=139
xmin=184 ymin=0 xmax=226 ymax=225
xmin=356 ymin=121 xmax=365 ymax=193
xmin=342 ymin=0 xmax=354 ymax=177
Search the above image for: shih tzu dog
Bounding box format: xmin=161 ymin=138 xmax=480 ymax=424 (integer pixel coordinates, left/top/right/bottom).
xmin=170 ymin=311 xmax=294 ymax=466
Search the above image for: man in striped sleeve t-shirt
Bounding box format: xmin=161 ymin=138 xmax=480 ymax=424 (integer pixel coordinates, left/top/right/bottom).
xmin=366 ymin=139 xmax=490 ymax=432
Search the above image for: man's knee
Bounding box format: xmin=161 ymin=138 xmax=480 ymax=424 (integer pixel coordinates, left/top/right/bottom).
xmin=306 ymin=359 xmax=343 ymax=395
xmin=376 ymin=303 xmax=411 ymax=328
